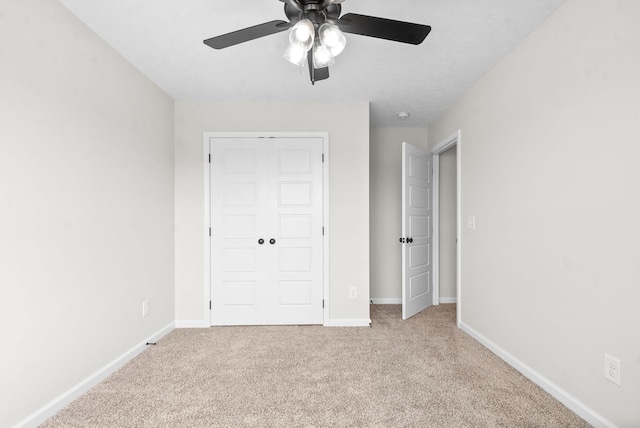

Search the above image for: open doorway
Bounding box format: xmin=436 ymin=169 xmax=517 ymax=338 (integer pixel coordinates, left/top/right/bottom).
xmin=431 ymin=130 xmax=461 ymax=327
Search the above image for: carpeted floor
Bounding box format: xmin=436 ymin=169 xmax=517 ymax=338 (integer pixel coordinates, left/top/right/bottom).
xmin=42 ymin=305 xmax=589 ymax=427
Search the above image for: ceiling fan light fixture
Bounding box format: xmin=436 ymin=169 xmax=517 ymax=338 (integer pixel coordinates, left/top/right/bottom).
xmin=312 ymin=40 xmax=335 ymax=69
xmin=318 ymin=23 xmax=346 ymax=56
xmin=289 ymin=19 xmax=315 ymax=51
xmin=284 ymin=43 xmax=307 ymax=66
xmin=204 ymin=2 xmax=432 ymax=85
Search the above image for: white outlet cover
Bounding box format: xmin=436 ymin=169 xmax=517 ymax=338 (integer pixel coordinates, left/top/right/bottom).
xmin=467 ymin=216 xmax=476 ymax=230
xmin=604 ymin=354 xmax=621 ymax=386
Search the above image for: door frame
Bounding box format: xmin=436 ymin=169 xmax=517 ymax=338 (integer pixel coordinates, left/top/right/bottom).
xmin=431 ymin=130 xmax=461 ymax=327
xmin=203 ymin=131 xmax=330 ymax=326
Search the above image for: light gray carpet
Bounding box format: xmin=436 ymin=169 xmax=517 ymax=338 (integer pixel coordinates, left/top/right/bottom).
xmin=42 ymin=305 xmax=589 ymax=427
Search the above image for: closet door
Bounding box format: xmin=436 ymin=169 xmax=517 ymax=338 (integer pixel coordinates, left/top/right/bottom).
xmin=210 ymin=138 xmax=269 ymax=325
xmin=267 ymin=137 xmax=323 ymax=324
xmin=210 ymin=136 xmax=324 ymax=325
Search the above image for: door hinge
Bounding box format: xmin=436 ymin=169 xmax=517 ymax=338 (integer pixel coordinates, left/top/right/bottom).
xmin=209 ymin=301 xmax=212 ymax=310
xmin=322 ymin=153 xmax=325 ymax=163
xmin=322 ymin=226 xmax=324 ymax=236
xmin=209 ymin=227 xmax=211 ymax=236
xmin=208 ymin=154 xmax=211 ymax=163
xmin=322 ymin=299 xmax=325 ymax=308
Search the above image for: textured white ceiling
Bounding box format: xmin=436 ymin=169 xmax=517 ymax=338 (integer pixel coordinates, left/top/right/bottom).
xmin=56 ymin=0 xmax=565 ymax=127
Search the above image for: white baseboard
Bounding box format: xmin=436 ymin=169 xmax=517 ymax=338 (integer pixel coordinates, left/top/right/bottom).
xmin=371 ymin=297 xmax=458 ymax=305
xmin=325 ymin=318 xmax=371 ymax=327
xmin=459 ymin=322 xmax=615 ymax=428
xmin=175 ymin=320 xmax=210 ymax=328
xmin=370 ymin=298 xmax=401 ymax=304
xmin=371 ymin=298 xmax=457 ymax=305
xmin=14 ymin=322 xmax=175 ymax=428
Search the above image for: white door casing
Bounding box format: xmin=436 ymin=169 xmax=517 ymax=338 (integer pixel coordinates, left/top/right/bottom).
xmin=209 ymin=136 xmax=325 ymax=325
xmin=431 ymin=130 xmax=462 ymax=327
xmin=402 ymin=142 xmax=433 ymax=320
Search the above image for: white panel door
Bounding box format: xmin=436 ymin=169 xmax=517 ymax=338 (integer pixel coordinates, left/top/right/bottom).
xmin=210 ymin=139 xmax=268 ymax=325
xmin=210 ymin=137 xmax=323 ymax=325
xmin=402 ymin=142 xmax=433 ymax=320
xmin=267 ymin=138 xmax=324 ymax=324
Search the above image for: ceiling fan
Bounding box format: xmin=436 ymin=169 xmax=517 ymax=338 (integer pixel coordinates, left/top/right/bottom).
xmin=203 ymin=0 xmax=431 ymax=84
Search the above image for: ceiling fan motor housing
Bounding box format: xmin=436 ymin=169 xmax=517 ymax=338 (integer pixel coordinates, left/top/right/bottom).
xmin=284 ymin=0 xmax=342 ymax=26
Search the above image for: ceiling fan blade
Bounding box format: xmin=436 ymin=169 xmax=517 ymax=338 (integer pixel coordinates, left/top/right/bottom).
xmin=307 ymin=51 xmax=330 ymax=85
xmin=204 ymin=20 xmax=290 ymax=49
xmin=314 ymin=66 xmax=330 ymax=81
xmin=337 ymin=13 xmax=431 ymax=45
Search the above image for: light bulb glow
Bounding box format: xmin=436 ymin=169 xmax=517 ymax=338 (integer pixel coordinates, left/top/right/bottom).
xmin=321 ymin=26 xmax=339 ymax=46
xmin=319 ymin=23 xmax=346 ymax=57
xmin=289 ymin=19 xmax=315 ymax=52
xmin=284 ymin=43 xmax=307 ymax=66
xmin=295 ymin=26 xmax=311 ymax=42
xmin=312 ymin=41 xmax=335 ymax=69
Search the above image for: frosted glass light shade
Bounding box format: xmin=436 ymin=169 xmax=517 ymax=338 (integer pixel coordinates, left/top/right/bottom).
xmin=284 ymin=43 xmax=307 ymax=66
xmin=289 ymin=19 xmax=315 ymax=52
xmin=318 ymin=23 xmax=346 ymax=56
xmin=312 ymin=41 xmax=335 ymax=69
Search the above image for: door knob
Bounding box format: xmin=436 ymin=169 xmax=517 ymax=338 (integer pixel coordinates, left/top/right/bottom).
xmin=399 ymin=238 xmax=405 ymax=243
xmin=269 ymin=238 xmax=276 ymax=245
xmin=407 ymin=237 xmax=413 ymax=243
xmin=258 ymin=239 xmax=264 ymax=245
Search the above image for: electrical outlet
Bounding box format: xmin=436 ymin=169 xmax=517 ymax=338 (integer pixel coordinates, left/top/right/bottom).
xmin=604 ymin=354 xmax=620 ymax=386
xmin=349 ymin=287 xmax=357 ymax=299
xmin=467 ymin=216 xmax=476 ymax=230
xmin=142 ymin=299 xmax=150 ymax=317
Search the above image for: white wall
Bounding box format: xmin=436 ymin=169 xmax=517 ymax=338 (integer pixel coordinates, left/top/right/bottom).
xmin=438 ymin=146 xmax=457 ymax=300
xmin=428 ymin=0 xmax=640 ymax=425
xmin=0 ymin=1 xmax=175 ymax=426
xmin=174 ymin=101 xmax=370 ymax=324
xmin=369 ymin=128 xmax=428 ymax=302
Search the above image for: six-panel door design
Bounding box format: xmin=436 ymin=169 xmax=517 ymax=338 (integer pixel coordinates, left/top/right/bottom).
xmin=402 ymin=142 xmax=433 ymax=320
xmin=210 ymin=137 xmax=324 ymax=325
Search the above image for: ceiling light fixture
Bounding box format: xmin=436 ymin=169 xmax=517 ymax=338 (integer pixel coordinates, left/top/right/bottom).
xmin=312 ymin=38 xmax=336 ymax=68
xmin=318 ymin=23 xmax=346 ymax=56
xmin=397 ymin=112 xmax=410 ymax=120
xmin=204 ymin=0 xmax=432 ymax=85
xmin=285 ymin=18 xmax=345 ymax=83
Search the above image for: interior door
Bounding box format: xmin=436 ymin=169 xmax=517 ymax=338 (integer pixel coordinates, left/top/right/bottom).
xmin=402 ymin=142 xmax=433 ymax=319
xmin=210 ymin=136 xmax=324 ymax=326
xmin=210 ymin=138 xmax=269 ymax=325
xmin=267 ymin=138 xmax=324 ymax=324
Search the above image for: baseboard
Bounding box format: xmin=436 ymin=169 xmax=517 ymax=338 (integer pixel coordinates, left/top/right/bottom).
xmin=179 ymin=318 xmax=371 ymax=328
xmin=14 ymin=322 xmax=175 ymax=428
xmin=459 ymin=322 xmax=615 ymax=428
xmin=371 ymin=298 xmax=457 ymax=305
xmin=175 ymin=320 xmax=210 ymax=328
xmin=325 ymin=318 xmax=371 ymax=327
xmin=370 ymin=298 xmax=401 ymax=304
